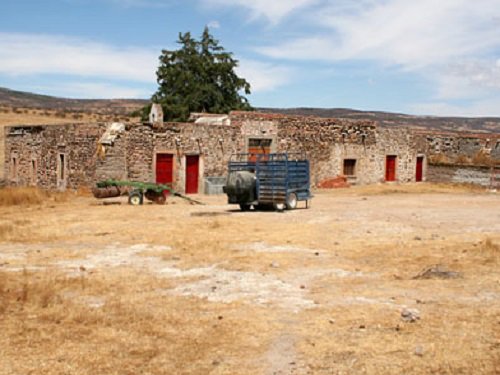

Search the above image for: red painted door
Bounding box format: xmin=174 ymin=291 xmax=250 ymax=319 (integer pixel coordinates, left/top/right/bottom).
xmin=416 ymin=156 xmax=424 ymax=182
xmin=156 ymin=154 xmax=173 ymax=194
xmin=185 ymin=155 xmax=199 ymax=194
xmin=385 ymin=155 xmax=397 ymax=182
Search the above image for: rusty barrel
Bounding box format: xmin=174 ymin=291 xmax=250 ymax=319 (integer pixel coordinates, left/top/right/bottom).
xmin=92 ymin=186 xmax=122 ymax=199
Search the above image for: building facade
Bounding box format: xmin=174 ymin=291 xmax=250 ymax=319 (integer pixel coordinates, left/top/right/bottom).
xmin=2 ymin=111 xmax=499 ymax=192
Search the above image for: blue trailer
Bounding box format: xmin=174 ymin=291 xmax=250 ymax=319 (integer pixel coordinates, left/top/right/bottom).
xmin=224 ymin=153 xmax=312 ymax=211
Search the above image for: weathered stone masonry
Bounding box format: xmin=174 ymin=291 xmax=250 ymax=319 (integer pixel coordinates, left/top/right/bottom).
xmin=3 ymin=111 xmax=499 ymax=192
xmin=231 ymin=112 xmax=422 ymax=185
xmin=5 ymin=123 xmax=105 ymax=190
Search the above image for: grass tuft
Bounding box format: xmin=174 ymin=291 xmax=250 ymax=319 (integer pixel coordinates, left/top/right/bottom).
xmin=0 ymin=187 xmax=47 ymax=206
xmin=0 ymin=187 xmax=72 ymax=206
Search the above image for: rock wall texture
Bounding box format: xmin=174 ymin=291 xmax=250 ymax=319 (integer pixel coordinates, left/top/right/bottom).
xmin=3 ymin=112 xmax=499 ymax=192
xmin=415 ymin=131 xmax=500 ymax=166
xmin=5 ymin=123 xmax=105 ymax=190
xmin=230 ymin=112 xmax=421 ymax=185
xmin=426 ymin=164 xmax=497 ymax=187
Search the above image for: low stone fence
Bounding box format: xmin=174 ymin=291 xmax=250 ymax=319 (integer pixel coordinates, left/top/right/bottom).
xmin=427 ymin=163 xmax=498 ymax=187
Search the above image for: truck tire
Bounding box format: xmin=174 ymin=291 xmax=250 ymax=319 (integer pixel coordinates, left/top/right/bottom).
xmin=239 ymin=203 xmax=251 ymax=211
xmin=286 ymin=193 xmax=298 ymax=210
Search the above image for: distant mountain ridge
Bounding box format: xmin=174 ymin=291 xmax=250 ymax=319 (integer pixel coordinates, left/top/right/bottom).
xmin=0 ymin=87 xmax=148 ymax=115
xmin=0 ymin=87 xmax=499 ymax=133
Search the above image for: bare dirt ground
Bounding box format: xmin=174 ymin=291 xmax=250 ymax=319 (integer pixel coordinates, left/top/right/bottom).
xmin=0 ymin=184 xmax=499 ymax=374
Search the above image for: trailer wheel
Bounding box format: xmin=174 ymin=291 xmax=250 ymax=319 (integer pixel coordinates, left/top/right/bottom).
xmin=154 ymin=194 xmax=167 ymax=205
xmin=239 ymin=203 xmax=251 ymax=211
xmin=286 ymin=193 xmax=297 ymax=210
xmin=128 ymin=190 xmax=143 ymax=206
xmin=273 ymin=202 xmax=285 ymax=212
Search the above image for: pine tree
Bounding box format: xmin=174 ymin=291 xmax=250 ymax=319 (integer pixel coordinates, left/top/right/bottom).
xmin=150 ymin=27 xmax=252 ymax=122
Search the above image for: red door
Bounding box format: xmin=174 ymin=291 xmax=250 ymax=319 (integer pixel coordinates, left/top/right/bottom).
xmin=416 ymin=156 xmax=424 ymax=182
xmin=156 ymin=154 xmax=173 ymax=194
xmin=385 ymin=155 xmax=397 ymax=182
xmin=185 ymin=155 xmax=199 ymax=194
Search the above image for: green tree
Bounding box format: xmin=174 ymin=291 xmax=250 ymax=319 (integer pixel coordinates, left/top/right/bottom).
xmin=149 ymin=27 xmax=252 ymax=122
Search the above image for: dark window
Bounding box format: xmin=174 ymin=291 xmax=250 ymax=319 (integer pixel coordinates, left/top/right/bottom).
xmin=343 ymin=159 xmax=356 ymax=176
xmin=59 ymin=154 xmax=65 ymax=181
xmin=31 ymin=159 xmax=37 ymax=185
xmin=248 ymin=138 xmax=272 ymax=148
xmin=11 ymin=157 xmax=17 ymax=180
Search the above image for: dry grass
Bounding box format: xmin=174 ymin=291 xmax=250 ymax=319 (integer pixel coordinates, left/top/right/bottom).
xmin=0 ymin=187 xmax=74 ymax=206
xmin=428 ymin=153 xmax=450 ymax=165
xmin=0 ymin=188 xmax=499 ymax=374
xmin=319 ymin=182 xmax=487 ymax=196
xmin=476 ymin=237 xmax=500 ymax=264
xmin=0 ymin=269 xmax=270 ymax=374
xmin=472 ymin=150 xmax=494 ymax=166
xmin=0 ymin=187 xmax=48 ymax=206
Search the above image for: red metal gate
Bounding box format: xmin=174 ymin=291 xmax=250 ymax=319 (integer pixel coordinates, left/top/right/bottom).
xmin=416 ymin=156 xmax=424 ymax=182
xmin=156 ymin=154 xmax=173 ymax=194
xmin=385 ymin=155 xmax=397 ymax=182
xmin=185 ymin=155 xmax=199 ymax=194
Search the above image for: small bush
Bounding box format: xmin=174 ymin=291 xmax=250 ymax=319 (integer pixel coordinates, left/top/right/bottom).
xmin=455 ymin=154 xmax=470 ymax=165
xmin=428 ymin=153 xmax=450 ymax=165
xmin=471 ymin=150 xmax=492 ymax=166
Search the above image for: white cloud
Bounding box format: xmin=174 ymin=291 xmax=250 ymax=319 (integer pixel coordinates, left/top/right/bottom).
xmin=434 ymin=60 xmax=500 ymax=100
xmin=237 ymin=59 xmax=293 ymax=92
xmin=32 ymin=82 xmax=151 ymax=99
xmin=201 ymin=0 xmax=319 ymax=24
xmin=207 ymin=20 xmax=220 ymax=29
xmin=0 ymin=32 xmax=158 ymax=82
xmin=258 ymin=0 xmax=500 ymax=68
xmin=411 ymin=97 xmax=500 ymax=117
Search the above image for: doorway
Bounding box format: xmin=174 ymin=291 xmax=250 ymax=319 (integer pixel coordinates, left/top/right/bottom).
xmin=416 ymin=156 xmax=424 ymax=182
xmin=156 ymin=154 xmax=174 ymax=194
xmin=185 ymin=155 xmax=199 ymax=194
xmin=385 ymin=155 xmax=397 ymax=182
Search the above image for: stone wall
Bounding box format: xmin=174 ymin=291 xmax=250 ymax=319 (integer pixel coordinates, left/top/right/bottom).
xmin=427 ymin=164 xmax=496 ymax=187
xmin=230 ymin=112 xmax=420 ymax=185
xmin=122 ymin=121 xmax=242 ymax=192
xmin=3 ymin=112 xmax=499 ymax=192
xmin=416 ymin=131 xmax=500 ymax=166
xmin=5 ymin=123 xmax=105 ymax=190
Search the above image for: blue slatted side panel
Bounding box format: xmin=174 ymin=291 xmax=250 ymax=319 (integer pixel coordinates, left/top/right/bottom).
xmin=256 ymin=154 xmax=288 ymax=204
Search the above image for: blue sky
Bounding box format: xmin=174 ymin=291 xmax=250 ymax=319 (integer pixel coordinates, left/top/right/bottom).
xmin=1 ymin=0 xmax=500 ymax=116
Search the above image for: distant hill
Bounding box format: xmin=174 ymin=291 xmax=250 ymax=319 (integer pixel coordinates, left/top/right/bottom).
xmin=0 ymin=87 xmax=148 ymax=116
xmin=0 ymin=87 xmax=499 ymax=133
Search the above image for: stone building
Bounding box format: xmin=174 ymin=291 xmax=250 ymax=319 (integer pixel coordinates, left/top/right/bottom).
xmin=149 ymin=103 xmax=163 ymax=124
xmin=2 ymin=111 xmax=499 ymax=192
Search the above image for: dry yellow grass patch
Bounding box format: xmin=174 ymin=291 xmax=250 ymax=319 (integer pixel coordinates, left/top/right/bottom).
xmin=0 ymin=269 xmax=274 ymax=375
xmin=323 ymin=182 xmax=488 ymax=196
xmin=0 ymin=187 xmax=50 ymax=206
